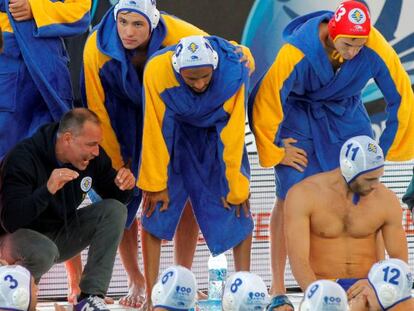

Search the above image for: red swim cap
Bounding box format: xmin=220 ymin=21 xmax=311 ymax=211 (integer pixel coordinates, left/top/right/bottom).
xmin=328 ymin=1 xmax=371 ymax=42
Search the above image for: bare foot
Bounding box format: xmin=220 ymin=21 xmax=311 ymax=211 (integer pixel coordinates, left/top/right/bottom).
xmin=119 ymin=282 xmax=146 ymax=308
xmin=139 ymin=300 xmax=153 ymax=311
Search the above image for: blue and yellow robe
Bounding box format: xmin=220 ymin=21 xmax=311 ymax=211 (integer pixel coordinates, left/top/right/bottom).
xmin=138 ymin=36 xmax=253 ymax=255
xmin=249 ymin=11 xmax=414 ymax=199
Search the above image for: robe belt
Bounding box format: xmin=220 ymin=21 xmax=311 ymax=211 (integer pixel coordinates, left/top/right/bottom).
xmin=290 ymin=96 xmax=355 ymax=170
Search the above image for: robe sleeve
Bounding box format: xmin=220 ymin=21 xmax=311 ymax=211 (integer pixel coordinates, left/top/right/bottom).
xmin=248 ymin=43 xmax=304 ymax=167
xmin=366 ymin=27 xmax=414 ymax=161
xmin=29 ymin=0 xmax=90 ymax=37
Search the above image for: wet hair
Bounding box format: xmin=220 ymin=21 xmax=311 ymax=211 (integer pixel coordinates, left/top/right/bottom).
xmin=57 ymin=108 xmax=101 ymax=136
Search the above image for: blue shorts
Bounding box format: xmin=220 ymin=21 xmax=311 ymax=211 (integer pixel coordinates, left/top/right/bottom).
xmin=275 ymin=127 xmax=332 ymax=199
xmin=275 ymin=134 xmax=323 ymax=199
xmin=336 ymin=278 xmax=362 ymax=291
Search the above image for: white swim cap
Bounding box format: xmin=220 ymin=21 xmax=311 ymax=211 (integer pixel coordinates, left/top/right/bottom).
xmin=114 ymin=0 xmax=160 ymax=31
xmin=368 ymin=258 xmax=413 ymax=310
xmin=0 ymin=265 xmax=32 ymax=311
xmin=339 ymin=135 xmax=384 ymax=183
xmin=300 ymin=280 xmax=348 ymax=311
xmin=151 ymin=265 xmax=197 ymax=310
xmin=172 ymin=36 xmax=219 ymax=73
xmin=222 ymin=272 xmax=269 ymax=311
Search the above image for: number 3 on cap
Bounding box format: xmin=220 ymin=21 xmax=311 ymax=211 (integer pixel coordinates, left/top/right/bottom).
xmin=335 ymin=4 xmax=346 ymax=22
xmin=4 ymin=275 xmax=18 ymax=289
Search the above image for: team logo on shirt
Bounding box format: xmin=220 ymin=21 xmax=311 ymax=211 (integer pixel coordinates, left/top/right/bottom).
xmin=348 ymin=8 xmax=367 ymax=25
xmin=80 ymin=176 xmax=92 ymax=192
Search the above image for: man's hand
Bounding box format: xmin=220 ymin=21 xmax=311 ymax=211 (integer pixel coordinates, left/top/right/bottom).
xmin=142 ymin=189 xmax=169 ymax=218
xmin=9 ymin=0 xmax=33 ymax=21
xmin=221 ymin=197 xmax=250 ymax=218
xmin=349 ymin=293 xmax=369 ymax=311
xmin=347 ymin=279 xmax=370 ymax=300
xmin=47 ymin=169 xmax=79 ymax=195
xmin=349 ymin=283 xmax=381 ymax=311
xmin=280 ymin=138 xmax=308 ymax=172
xmin=115 ymin=167 xmax=135 ymax=191
xmin=348 ymin=281 xmax=381 ymax=311
xmin=234 ymin=45 xmax=255 ymax=76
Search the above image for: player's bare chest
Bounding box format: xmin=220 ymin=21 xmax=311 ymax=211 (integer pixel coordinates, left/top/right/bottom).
xmin=310 ymin=199 xmax=383 ymax=238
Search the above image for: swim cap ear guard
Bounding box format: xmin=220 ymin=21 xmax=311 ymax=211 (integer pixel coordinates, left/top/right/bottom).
xmin=340 ymin=157 xmax=356 ymax=182
xmin=299 ymin=299 xmax=311 ymax=311
xmin=368 ymin=259 xmax=413 ymax=310
xmin=222 ymin=291 xmax=237 ymax=311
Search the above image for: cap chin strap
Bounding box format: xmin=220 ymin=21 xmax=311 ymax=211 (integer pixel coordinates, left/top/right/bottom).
xmin=12 ymin=287 xmax=30 ymax=310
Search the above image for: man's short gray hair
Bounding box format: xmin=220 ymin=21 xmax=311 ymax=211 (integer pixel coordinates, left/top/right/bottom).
xmin=57 ymin=108 xmax=101 ymax=136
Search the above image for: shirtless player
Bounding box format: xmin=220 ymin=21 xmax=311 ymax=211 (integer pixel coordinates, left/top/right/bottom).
xmin=285 ymin=135 xmax=408 ymax=292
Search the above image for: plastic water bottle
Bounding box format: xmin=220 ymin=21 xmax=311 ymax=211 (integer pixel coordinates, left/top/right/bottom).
xmin=208 ymin=253 xmax=227 ymax=301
